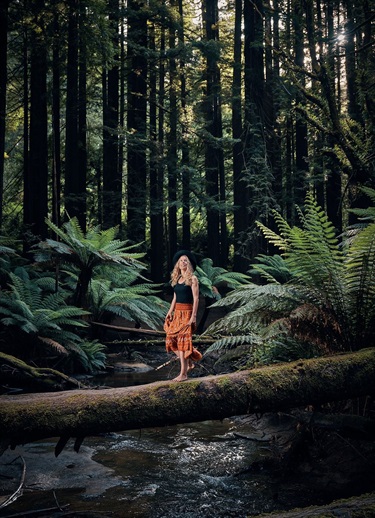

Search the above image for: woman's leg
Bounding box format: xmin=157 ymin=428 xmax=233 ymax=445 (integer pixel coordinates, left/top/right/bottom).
xmin=173 ymin=350 xmax=188 ymax=381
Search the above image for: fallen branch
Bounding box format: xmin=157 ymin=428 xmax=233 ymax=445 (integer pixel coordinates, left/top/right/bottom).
xmin=0 ymin=455 xmax=26 ymax=510
xmin=91 ymin=321 xmax=165 ymax=335
xmin=0 ymin=352 xmax=88 ymax=392
xmin=1 ymin=504 xmax=70 ymax=517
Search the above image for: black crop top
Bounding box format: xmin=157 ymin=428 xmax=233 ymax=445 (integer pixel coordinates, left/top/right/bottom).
xmin=174 ymin=281 xmax=193 ymax=304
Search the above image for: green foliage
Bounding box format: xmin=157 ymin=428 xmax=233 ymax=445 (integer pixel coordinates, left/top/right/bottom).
xmin=35 ymin=217 xmax=168 ymax=330
xmin=248 ymin=254 xmax=292 ymax=284
xmin=34 ymin=217 xmax=145 ymax=308
xmin=196 ymin=257 xmax=251 ymax=299
xmin=88 ymin=267 xmax=168 ymax=329
xmin=204 ymin=192 xmax=375 ymax=366
xmin=0 ymin=267 xmax=106 ymax=372
xmin=70 ymin=339 xmax=107 ymax=373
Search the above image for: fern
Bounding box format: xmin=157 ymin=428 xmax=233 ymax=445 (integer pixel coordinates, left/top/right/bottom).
xmin=205 ymin=191 xmax=375 ymax=361
xmin=34 ymin=218 xmax=148 ymax=310
xmin=196 ymin=258 xmax=250 ymax=299
xmin=205 ymin=334 xmax=260 ymax=353
xmin=88 ymin=276 xmax=168 ymax=329
xmin=0 ymin=267 xmax=106 ymax=372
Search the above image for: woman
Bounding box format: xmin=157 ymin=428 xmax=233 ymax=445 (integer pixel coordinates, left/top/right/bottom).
xmin=164 ymin=250 xmax=202 ymax=382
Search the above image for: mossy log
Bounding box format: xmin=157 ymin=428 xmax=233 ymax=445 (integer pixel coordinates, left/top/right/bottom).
xmin=1 ymin=348 xmax=375 ymax=454
xmin=257 ymin=491 xmax=375 ymax=517
xmin=0 ymin=352 xmax=87 ymax=392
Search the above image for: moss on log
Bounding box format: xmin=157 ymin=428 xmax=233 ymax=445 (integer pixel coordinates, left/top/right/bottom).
xmin=1 ymin=348 xmax=375 ymax=452
xmin=0 ymin=352 xmax=87 ymax=391
xmin=256 ymin=491 xmax=375 ymax=517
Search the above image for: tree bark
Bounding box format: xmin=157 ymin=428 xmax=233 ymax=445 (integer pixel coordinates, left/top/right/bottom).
xmin=202 ymin=0 xmax=226 ymax=266
xmin=25 ymin=0 xmax=49 ymax=242
xmin=292 ymin=0 xmax=308 ymax=211
xmin=1 ymin=348 xmax=375 ymax=453
xmin=149 ymin=14 xmax=165 ymax=283
xmin=126 ymin=0 xmax=148 ymax=244
xmin=232 ymin=0 xmax=249 ymax=273
xmin=0 ymin=0 xmax=9 ymax=229
xmin=167 ymin=0 xmax=178 ymax=264
xmin=64 ymin=0 xmax=85 ymax=227
xmin=51 ymin=7 xmax=62 ymax=229
xmin=102 ymin=0 xmax=120 ymax=230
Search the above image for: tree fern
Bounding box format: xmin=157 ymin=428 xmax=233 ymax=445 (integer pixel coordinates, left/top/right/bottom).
xmin=0 ymin=268 xmax=105 ymax=372
xmin=205 ymin=334 xmax=260 ymax=353
xmin=204 ymin=192 xmax=375 ymax=364
xmin=248 ymin=254 xmax=292 ymax=284
xmin=34 ymin=217 xmax=145 ymax=308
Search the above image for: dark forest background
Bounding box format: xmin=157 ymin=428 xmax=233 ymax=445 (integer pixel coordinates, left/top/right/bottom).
xmin=0 ymin=0 xmax=374 ymax=281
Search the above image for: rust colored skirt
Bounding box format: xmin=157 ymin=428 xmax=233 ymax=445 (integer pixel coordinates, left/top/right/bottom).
xmin=164 ymin=303 xmax=202 ymax=361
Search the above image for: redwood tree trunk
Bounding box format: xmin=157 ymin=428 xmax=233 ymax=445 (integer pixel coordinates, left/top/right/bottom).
xmin=103 ymin=0 xmax=120 ymax=230
xmin=167 ymin=0 xmax=178 ymax=265
xmin=0 ymin=0 xmax=9 ymax=229
xmin=232 ymin=0 xmax=248 ymax=273
xmin=64 ymin=0 xmax=85 ymax=227
xmin=150 ymin=16 xmax=165 ymax=282
xmin=126 ymin=0 xmax=148 ymax=244
xmin=26 ymin=2 xmax=48 ymax=242
xmin=202 ymin=0 xmax=225 ymax=266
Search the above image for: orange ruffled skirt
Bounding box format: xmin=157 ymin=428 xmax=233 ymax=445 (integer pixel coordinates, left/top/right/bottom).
xmin=164 ymin=303 xmax=202 ymax=361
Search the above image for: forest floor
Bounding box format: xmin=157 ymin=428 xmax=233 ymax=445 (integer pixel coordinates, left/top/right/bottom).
xmin=1 ymin=303 xmax=375 ymax=516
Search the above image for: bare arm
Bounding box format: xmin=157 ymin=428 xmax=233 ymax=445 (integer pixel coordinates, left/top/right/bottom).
xmin=189 ymin=275 xmax=199 ymax=326
xmin=165 ymin=293 xmax=176 ymax=321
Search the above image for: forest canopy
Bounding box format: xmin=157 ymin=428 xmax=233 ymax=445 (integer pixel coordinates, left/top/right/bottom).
xmin=0 ymin=0 xmax=374 ymax=281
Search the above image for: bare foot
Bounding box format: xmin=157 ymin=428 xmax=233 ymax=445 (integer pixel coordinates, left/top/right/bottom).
xmin=187 ymin=361 xmax=195 ymax=372
xmin=172 ymin=374 xmax=188 ymax=382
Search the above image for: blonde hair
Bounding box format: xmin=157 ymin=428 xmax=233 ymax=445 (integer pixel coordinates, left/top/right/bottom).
xmin=170 ymin=256 xmax=194 ymax=286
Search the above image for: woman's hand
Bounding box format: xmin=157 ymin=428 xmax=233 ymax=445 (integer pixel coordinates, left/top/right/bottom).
xmin=188 ymin=314 xmax=197 ymax=327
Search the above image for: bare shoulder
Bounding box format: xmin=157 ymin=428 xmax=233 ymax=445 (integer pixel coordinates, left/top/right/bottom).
xmin=192 ymin=274 xmax=199 ymax=285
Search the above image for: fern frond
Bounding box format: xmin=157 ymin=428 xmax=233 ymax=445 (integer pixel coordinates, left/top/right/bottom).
xmin=38 ymin=336 xmax=69 ymax=355
xmin=205 ymin=334 xmax=260 ymax=353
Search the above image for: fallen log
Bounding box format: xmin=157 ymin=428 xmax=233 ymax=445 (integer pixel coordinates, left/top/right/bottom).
xmin=0 ymin=348 xmax=375 ymax=454
xmin=0 ymin=352 xmax=88 ymax=392
xmin=257 ymin=492 xmax=375 ymax=517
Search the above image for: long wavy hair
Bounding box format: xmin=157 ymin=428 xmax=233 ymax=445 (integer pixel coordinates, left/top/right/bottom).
xmin=170 ymin=256 xmax=194 ymax=286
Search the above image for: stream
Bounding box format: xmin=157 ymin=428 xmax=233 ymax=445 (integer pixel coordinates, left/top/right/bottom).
xmin=1 ymin=364 xmax=374 ymax=517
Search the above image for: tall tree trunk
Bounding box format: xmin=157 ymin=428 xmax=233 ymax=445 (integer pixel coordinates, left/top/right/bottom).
xmin=126 ymin=0 xmax=148 ymax=244
xmin=293 ymin=0 xmax=308 ymax=211
xmin=119 ymin=0 xmax=126 ymax=224
xmin=149 ymin=20 xmax=164 ymax=283
xmin=344 ymin=0 xmax=360 ymax=123
xmin=264 ymin=0 xmax=282 ymax=255
xmin=179 ymin=0 xmax=191 ymax=251
xmin=78 ymin=1 xmax=88 ymax=232
xmin=323 ymin=0 xmax=342 ymax=234
xmin=232 ymin=0 xmax=248 ymax=273
xmin=25 ymin=3 xmax=48 ymax=242
xmin=22 ymin=26 xmax=29 ymax=253
xmin=202 ymin=0 xmax=225 ymax=266
xmin=64 ymin=0 xmax=85 ymax=227
xmin=243 ymin=0 xmax=266 ymax=259
xmin=52 ymin=7 xmax=62 ymax=229
xmin=103 ymin=0 xmax=121 ymax=230
xmin=0 ymin=0 xmax=9 ymax=230
xmin=167 ymin=0 xmax=178 ymax=264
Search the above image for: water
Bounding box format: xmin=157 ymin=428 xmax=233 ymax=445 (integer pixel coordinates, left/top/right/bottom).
xmin=0 ymin=419 xmax=280 ymax=518
xmin=1 ymin=366 xmax=373 ymax=517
